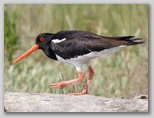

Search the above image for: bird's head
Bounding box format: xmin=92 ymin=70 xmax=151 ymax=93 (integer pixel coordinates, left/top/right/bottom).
xmin=13 ymin=33 xmax=54 ymax=64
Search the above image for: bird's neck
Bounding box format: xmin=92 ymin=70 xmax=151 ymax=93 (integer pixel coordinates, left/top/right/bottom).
xmin=43 ymin=46 xmax=57 ymax=61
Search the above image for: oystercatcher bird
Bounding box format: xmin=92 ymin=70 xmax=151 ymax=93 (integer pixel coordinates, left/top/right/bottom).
xmin=13 ymin=30 xmax=143 ymax=95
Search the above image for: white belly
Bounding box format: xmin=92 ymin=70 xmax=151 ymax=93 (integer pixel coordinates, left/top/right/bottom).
xmin=55 ymin=46 xmax=124 ymax=66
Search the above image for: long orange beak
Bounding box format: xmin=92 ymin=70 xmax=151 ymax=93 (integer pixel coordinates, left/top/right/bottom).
xmin=13 ymin=44 xmax=39 ymax=64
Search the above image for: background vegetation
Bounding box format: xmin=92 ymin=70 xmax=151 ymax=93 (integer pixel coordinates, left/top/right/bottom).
xmin=4 ymin=4 xmax=148 ymax=97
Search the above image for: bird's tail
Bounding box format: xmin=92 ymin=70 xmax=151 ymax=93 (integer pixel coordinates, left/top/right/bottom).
xmin=122 ymin=36 xmax=144 ymax=45
xmin=103 ymin=36 xmax=144 ymax=46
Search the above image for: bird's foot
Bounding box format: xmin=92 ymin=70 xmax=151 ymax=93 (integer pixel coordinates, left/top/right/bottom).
xmin=50 ymin=81 xmax=67 ymax=89
xmin=69 ymin=90 xmax=87 ymax=95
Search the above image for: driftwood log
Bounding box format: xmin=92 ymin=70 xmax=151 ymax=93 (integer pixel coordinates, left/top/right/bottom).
xmin=4 ymin=92 xmax=148 ymax=112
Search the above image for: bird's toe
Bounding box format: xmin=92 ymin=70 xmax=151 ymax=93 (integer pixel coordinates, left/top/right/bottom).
xmin=69 ymin=90 xmax=87 ymax=95
xmin=50 ymin=81 xmax=67 ymax=88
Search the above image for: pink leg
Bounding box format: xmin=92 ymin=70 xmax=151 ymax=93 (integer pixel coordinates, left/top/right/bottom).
xmin=70 ymin=66 xmax=94 ymax=95
xmin=82 ymin=66 xmax=94 ymax=93
xmin=50 ymin=71 xmax=83 ymax=88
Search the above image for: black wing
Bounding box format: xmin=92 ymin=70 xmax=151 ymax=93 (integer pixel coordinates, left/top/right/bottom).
xmin=50 ymin=30 xmax=143 ymax=59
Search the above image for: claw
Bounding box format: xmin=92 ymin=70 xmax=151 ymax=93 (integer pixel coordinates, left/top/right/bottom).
xmin=50 ymin=81 xmax=67 ymax=89
xmin=69 ymin=90 xmax=87 ymax=95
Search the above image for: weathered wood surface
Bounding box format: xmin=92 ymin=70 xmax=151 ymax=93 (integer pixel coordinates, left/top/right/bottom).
xmin=4 ymin=92 xmax=148 ymax=112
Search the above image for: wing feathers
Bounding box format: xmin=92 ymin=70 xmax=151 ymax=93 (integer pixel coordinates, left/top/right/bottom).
xmin=50 ymin=30 xmax=143 ymax=59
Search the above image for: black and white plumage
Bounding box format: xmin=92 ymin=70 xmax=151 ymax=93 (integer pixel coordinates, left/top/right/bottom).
xmin=13 ymin=30 xmax=143 ymax=95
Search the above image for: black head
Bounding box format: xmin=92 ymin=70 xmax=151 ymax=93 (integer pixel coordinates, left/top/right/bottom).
xmin=36 ymin=33 xmax=54 ymax=49
xmin=13 ymin=33 xmax=54 ymax=64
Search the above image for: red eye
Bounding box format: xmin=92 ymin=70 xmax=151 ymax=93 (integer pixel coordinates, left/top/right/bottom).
xmin=40 ymin=37 xmax=45 ymax=41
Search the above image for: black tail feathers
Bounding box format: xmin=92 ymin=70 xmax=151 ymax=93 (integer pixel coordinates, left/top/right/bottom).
xmin=127 ymin=37 xmax=144 ymax=45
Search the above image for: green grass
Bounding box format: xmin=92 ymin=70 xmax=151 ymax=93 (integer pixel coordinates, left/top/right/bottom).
xmin=4 ymin=4 xmax=148 ymax=97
